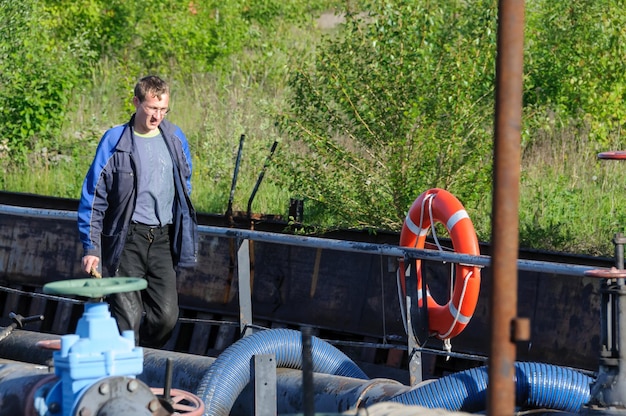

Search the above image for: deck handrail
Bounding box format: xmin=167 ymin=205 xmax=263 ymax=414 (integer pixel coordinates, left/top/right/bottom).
xmin=0 ymin=203 xmax=601 ymax=278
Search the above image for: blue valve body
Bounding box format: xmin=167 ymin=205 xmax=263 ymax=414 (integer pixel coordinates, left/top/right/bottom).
xmin=44 ymin=302 xmax=143 ymax=416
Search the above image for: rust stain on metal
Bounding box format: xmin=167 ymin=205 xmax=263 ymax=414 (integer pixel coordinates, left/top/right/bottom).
xmin=488 ymin=0 xmax=525 ymax=414
xmin=311 ymin=248 xmax=322 ymax=297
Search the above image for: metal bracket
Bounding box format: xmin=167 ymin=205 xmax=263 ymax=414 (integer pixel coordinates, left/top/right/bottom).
xmin=238 ymin=238 xmax=254 ymax=337
xmin=252 ymin=354 xmax=277 ymax=416
xmin=405 ymin=256 xmax=429 ymax=386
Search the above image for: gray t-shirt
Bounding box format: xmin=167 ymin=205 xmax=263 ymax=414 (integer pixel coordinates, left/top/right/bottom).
xmin=131 ymin=131 xmax=174 ymax=226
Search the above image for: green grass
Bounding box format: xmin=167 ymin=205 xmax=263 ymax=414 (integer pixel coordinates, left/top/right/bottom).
xmin=518 ymin=123 xmax=626 ymax=256
xmin=2 ymin=9 xmax=626 ymax=257
xmin=4 ymin=59 xmax=626 ymax=257
xmin=1 ymin=68 xmax=291 ymax=215
xmin=6 ymin=103 xmax=626 ymax=257
xmin=0 ymin=19 xmax=309 ymax=218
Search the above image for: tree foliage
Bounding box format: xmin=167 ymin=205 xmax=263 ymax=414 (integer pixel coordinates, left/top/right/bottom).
xmin=40 ymin=0 xmax=249 ymax=76
xmin=0 ymin=0 xmax=83 ymax=163
xmin=524 ymin=0 xmax=626 ymax=143
xmin=3 ymin=0 xmax=626 ymax=252
xmin=277 ymin=0 xmax=498 ymax=232
xmin=272 ymin=0 xmax=626 ymax=240
xmin=0 ymin=0 xmax=340 ymax=163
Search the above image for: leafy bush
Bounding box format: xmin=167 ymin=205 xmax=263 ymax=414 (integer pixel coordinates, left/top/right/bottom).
xmin=40 ymin=0 xmax=247 ymax=76
xmin=524 ymin=0 xmax=626 ymax=144
xmin=4 ymin=0 xmax=626 ymax=256
xmin=0 ymin=0 xmax=341 ymax=167
xmin=0 ymin=0 xmax=83 ymax=163
xmin=276 ymin=0 xmax=498 ymax=235
xmin=39 ymin=0 xmax=342 ymax=78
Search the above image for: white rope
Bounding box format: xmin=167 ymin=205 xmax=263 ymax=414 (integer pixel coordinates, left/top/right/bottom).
xmin=428 ymin=192 xmax=473 ymax=347
xmin=396 ymin=194 xmax=433 ymax=335
xmin=426 ymin=192 xmax=454 ymax=343
xmin=439 ymin=270 xmax=474 ymax=340
xmin=396 ymin=267 xmax=408 ymax=335
xmin=426 ymin=194 xmax=444 ymax=252
xmin=443 ymin=338 xmax=452 ymax=359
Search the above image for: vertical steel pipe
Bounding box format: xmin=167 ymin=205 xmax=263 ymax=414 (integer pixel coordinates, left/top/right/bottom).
xmin=301 ymin=327 xmax=315 ymax=416
xmin=488 ymin=0 xmax=525 ymax=415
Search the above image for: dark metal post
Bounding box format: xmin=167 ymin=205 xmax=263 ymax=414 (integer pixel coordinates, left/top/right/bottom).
xmin=288 ymin=198 xmax=304 ymax=223
xmin=225 ymin=134 xmax=246 ymax=303
xmin=615 ymin=233 xmax=625 ymax=269
xmin=163 ymin=358 xmax=173 ymax=403
xmin=585 ymin=154 xmax=626 ymax=413
xmin=247 ymin=140 xmax=278 ymax=219
xmin=582 ymin=237 xmax=626 ymax=414
xmin=238 ymin=239 xmax=254 ymax=337
xmin=488 ymin=1 xmax=525 ymax=415
xmin=226 ymin=134 xmax=245 ymax=221
xmin=405 ymin=257 xmax=427 ymax=386
xmin=301 ymin=327 xmax=315 ymax=416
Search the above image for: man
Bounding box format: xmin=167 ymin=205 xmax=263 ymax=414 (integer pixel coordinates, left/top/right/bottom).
xmin=78 ymin=75 xmax=198 ymax=348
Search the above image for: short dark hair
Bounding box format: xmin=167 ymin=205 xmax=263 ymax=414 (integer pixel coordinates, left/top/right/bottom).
xmin=134 ymin=75 xmax=170 ymax=102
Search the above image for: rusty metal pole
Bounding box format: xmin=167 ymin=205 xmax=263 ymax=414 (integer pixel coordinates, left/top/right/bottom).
xmin=488 ymin=0 xmax=525 ymax=415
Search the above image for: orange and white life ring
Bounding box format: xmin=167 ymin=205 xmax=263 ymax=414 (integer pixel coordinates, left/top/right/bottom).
xmin=398 ymin=188 xmax=481 ymax=340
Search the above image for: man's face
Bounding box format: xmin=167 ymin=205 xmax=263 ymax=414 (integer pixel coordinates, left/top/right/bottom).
xmin=132 ymin=93 xmax=170 ymax=134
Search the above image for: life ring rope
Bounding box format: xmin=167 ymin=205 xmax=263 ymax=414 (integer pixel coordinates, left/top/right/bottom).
xmin=439 ymin=269 xmax=473 ymax=339
xmin=405 ymin=195 xmax=430 ymax=241
xmin=396 ymin=267 xmax=409 ymax=335
xmin=398 ymin=188 xmax=481 ymax=341
xmin=427 ymin=194 xmax=445 ymax=252
xmin=411 ymin=251 xmax=473 ymax=339
xmin=398 ymin=262 xmax=475 ymax=340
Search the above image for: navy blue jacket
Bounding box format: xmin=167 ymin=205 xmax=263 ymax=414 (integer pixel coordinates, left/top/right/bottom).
xmin=78 ymin=115 xmax=198 ymax=275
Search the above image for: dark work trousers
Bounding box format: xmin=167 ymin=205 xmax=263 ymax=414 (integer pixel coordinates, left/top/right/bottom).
xmin=109 ymin=223 xmax=179 ymax=348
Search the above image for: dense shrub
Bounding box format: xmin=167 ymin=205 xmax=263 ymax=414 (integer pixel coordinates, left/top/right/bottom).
xmin=276 ymin=0 xmax=498 ymax=234
xmin=3 ymin=0 xmax=626 ymax=255
xmin=0 ymin=0 xmax=83 ymax=163
xmin=524 ymin=0 xmax=626 ymax=144
xmin=0 ymin=0 xmax=343 ymax=166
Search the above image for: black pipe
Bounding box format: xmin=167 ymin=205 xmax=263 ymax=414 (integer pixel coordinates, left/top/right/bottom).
xmin=140 ymin=348 xmax=215 ymax=394
xmin=0 ymin=363 xmax=56 ymax=416
xmin=0 ymin=313 xmax=44 ymax=342
xmin=0 ymin=329 xmax=58 ymax=366
xmin=226 ymin=134 xmax=245 ymax=222
xmin=0 ymin=329 xmax=215 ymax=393
xmin=247 ymin=140 xmax=278 ymax=219
xmin=301 ymin=327 xmax=315 ymax=416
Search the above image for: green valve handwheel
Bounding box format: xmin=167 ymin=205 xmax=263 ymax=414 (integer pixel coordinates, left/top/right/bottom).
xmin=43 ymin=277 xmax=147 ymax=299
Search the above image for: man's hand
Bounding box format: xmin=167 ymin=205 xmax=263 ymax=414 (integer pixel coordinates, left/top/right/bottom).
xmin=82 ymin=255 xmax=101 ymax=278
